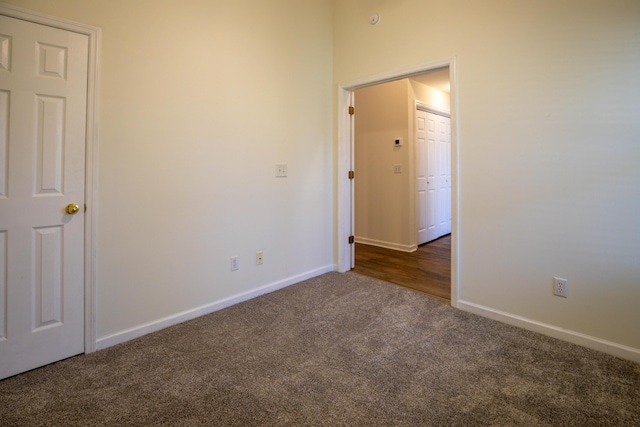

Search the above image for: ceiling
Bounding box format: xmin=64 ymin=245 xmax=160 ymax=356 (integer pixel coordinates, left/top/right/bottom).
xmin=410 ymin=67 xmax=450 ymax=93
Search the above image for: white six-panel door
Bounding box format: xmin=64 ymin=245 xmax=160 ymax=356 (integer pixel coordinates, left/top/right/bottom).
xmin=0 ymin=15 xmax=88 ymax=379
xmin=436 ymin=114 xmax=451 ymax=236
xmin=416 ymin=111 xmax=428 ymax=245
xmin=444 ymin=117 xmax=452 ymax=235
xmin=416 ymin=109 xmax=451 ymax=245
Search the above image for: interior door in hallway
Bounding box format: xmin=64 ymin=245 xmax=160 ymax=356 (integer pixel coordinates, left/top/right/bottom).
xmin=416 ymin=110 xmax=432 ymax=244
xmin=436 ymin=114 xmax=451 ymax=236
xmin=416 ymin=109 xmax=450 ymax=244
xmin=0 ymin=15 xmax=88 ymax=379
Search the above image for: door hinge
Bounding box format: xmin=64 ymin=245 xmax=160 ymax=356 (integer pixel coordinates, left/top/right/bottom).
xmin=348 ymin=170 xmax=354 ymax=180
xmin=349 ymin=236 xmax=355 ymax=244
xmin=348 ymin=106 xmax=355 ymax=115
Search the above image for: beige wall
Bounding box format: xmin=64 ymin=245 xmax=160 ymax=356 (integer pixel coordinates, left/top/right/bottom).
xmin=354 ymin=79 xmax=450 ymax=250
xmin=336 ymin=0 xmax=640 ymax=353
xmin=3 ymin=0 xmax=334 ymax=340
xmin=409 ymin=79 xmax=450 ymax=114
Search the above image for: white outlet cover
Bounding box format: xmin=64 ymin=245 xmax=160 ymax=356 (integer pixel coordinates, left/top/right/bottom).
xmin=369 ymin=13 xmax=380 ymax=25
xmin=553 ymin=277 xmax=568 ymax=297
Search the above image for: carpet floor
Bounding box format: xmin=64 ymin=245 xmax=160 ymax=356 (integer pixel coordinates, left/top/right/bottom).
xmin=0 ymin=272 xmax=639 ymax=426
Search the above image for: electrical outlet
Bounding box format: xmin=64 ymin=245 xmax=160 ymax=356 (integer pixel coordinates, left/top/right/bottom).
xmin=394 ymin=165 xmax=402 ymax=174
xmin=256 ymin=251 xmax=264 ymax=265
xmin=230 ymin=256 xmax=239 ymax=271
xmin=553 ymin=277 xmax=568 ymax=298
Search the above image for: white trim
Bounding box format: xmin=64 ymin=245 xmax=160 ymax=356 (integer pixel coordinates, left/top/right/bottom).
xmin=355 ymin=237 xmax=416 ymax=253
xmin=95 ymin=265 xmax=336 ymax=351
xmin=340 ymin=58 xmax=454 ymax=90
xmin=337 ymin=57 xmax=460 ymax=307
xmin=458 ymin=300 xmax=640 ymax=363
xmin=415 ymin=100 xmax=450 ymax=117
xmin=349 ymin=91 xmax=355 ymax=270
xmin=0 ymin=3 xmax=101 ymax=353
xmin=337 ymin=87 xmax=352 ymax=272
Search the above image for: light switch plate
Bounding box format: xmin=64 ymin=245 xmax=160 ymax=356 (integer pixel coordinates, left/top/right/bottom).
xmin=276 ymin=164 xmax=287 ymax=177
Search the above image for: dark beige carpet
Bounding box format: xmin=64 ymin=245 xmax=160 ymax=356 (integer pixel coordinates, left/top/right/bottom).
xmin=1 ymin=272 xmax=639 ymax=426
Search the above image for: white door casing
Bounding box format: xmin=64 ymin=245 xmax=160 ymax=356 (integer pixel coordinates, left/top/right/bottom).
xmin=337 ymin=59 xmax=457 ymax=306
xmin=0 ymin=14 xmax=89 ymax=379
xmin=349 ymin=92 xmax=355 ymax=268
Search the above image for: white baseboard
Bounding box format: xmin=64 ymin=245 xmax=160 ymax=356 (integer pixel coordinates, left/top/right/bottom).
xmin=95 ymin=265 xmax=336 ymax=351
xmin=355 ymin=237 xmax=416 ymax=253
xmin=458 ymin=300 xmax=640 ymax=363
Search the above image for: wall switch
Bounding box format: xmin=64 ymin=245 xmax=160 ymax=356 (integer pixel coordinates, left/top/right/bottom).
xmin=394 ymin=138 xmax=402 ymax=147
xmin=394 ymin=165 xmax=402 ymax=174
xmin=553 ymin=277 xmax=568 ymax=298
xmin=276 ymin=164 xmax=288 ymax=177
xmin=256 ymin=251 xmax=264 ymax=265
xmin=231 ymin=256 xmax=239 ymax=271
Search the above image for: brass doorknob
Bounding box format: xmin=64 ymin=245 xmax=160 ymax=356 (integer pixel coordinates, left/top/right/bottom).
xmin=65 ymin=203 xmax=80 ymax=215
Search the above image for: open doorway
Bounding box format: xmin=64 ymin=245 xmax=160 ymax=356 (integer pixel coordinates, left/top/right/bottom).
xmin=352 ymin=236 xmax=451 ymax=302
xmin=337 ymin=60 xmax=457 ymax=305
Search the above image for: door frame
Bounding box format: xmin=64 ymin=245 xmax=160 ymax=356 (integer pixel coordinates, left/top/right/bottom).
xmin=0 ymin=3 xmax=101 ymax=352
xmin=337 ymin=57 xmax=460 ymax=307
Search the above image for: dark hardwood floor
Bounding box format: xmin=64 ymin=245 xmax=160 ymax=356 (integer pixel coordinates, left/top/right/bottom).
xmin=352 ymin=235 xmax=451 ymax=303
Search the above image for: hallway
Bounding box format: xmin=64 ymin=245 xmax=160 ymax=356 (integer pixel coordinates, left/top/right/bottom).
xmin=352 ymin=235 xmax=451 ymax=303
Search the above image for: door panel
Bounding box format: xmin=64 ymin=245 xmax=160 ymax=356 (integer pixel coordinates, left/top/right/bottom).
xmin=0 ymin=14 xmax=88 ymax=380
xmin=36 ymin=95 xmax=65 ymax=195
xmin=1 ymin=89 xmax=7 ymax=196
xmin=34 ymin=226 xmax=63 ymax=330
